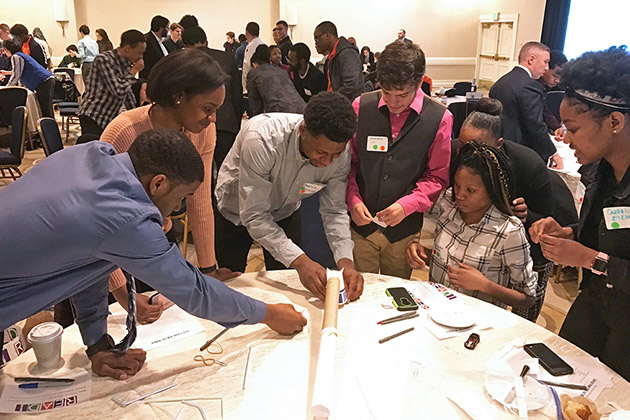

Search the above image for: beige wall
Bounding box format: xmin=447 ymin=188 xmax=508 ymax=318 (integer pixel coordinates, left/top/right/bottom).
xmin=0 ymin=0 xmax=79 ymax=64
xmin=1 ymin=0 xmax=546 ymax=84
xmin=285 ymin=0 xmax=546 ymax=85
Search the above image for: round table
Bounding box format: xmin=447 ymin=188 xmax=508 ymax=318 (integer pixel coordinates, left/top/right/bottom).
xmin=2 ymin=271 xmax=629 ymax=419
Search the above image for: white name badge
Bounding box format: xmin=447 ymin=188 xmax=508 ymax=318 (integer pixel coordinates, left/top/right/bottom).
xmin=367 ymin=136 xmax=389 ymax=152
xmin=300 ymin=182 xmax=325 ymax=195
xmin=603 ymin=206 xmax=630 ymax=230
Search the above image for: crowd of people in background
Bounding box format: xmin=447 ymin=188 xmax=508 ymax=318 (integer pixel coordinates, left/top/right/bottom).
xmin=1 ymin=13 xmax=629 ymax=383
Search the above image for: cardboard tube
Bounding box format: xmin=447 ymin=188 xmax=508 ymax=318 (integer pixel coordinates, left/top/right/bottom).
xmin=322 ymin=276 xmax=340 ymax=329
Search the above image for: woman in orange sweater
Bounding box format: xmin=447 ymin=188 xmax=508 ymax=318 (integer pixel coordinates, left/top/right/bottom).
xmin=102 ymin=48 xmax=239 ymax=323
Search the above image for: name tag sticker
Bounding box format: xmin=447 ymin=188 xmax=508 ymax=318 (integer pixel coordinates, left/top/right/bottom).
xmin=603 ymin=206 xmax=630 ymax=230
xmin=300 ymin=182 xmax=325 ymax=195
xmin=367 ymin=136 xmax=389 ymax=152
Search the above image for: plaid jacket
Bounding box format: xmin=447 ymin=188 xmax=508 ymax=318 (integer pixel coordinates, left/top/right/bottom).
xmin=78 ymin=49 xmax=137 ymax=129
xmin=429 ymin=189 xmax=537 ymax=309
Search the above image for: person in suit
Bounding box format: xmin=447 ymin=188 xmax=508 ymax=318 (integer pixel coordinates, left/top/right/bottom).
xmin=140 ymin=15 xmax=169 ymax=80
xmin=490 ymin=42 xmax=563 ymax=169
xmin=181 ymin=26 xmax=244 ymax=174
xmin=397 ymin=29 xmax=412 ymax=44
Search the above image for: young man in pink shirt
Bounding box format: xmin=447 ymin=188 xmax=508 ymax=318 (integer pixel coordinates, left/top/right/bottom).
xmin=347 ymin=41 xmax=453 ymax=278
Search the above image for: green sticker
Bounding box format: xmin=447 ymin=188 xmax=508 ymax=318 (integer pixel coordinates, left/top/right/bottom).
xmin=612 ymin=222 xmax=620 ymax=229
xmin=373 ymin=145 xmax=378 ymax=150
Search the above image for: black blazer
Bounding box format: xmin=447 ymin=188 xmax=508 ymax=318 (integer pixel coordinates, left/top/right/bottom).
xmin=199 ymin=47 xmax=243 ymax=134
xmin=489 ymin=67 xmax=556 ymax=161
xmin=140 ymin=31 xmax=166 ymax=80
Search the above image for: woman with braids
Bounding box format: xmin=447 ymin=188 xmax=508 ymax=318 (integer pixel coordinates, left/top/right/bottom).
xmin=454 ymin=98 xmax=575 ymax=322
xmin=530 ymin=46 xmax=630 ymax=381
xmin=407 ymin=141 xmax=537 ymax=309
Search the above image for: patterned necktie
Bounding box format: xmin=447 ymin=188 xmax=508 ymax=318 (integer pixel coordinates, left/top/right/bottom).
xmin=112 ymin=273 xmax=137 ymax=352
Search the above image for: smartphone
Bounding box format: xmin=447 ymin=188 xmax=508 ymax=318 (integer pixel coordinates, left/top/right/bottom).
xmin=386 ymin=287 xmax=418 ymax=311
xmin=524 ymin=343 xmax=574 ymax=376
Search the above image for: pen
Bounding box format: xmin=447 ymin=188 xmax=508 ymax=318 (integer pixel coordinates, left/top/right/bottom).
xmin=377 ymin=311 xmax=418 ymax=325
xmin=379 ymin=312 xmax=419 ymax=325
xmin=18 ymin=383 xmax=73 ymax=389
xmin=199 ymin=327 xmax=229 ymax=352
xmin=537 ymin=380 xmax=589 ymax=390
xmin=148 ymin=292 xmax=160 ymax=305
xmin=14 ymin=377 xmax=75 ymax=383
xmin=378 ymin=327 xmax=414 ymax=344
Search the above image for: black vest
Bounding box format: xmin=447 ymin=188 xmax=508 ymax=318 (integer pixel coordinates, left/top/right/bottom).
xmin=353 ymin=91 xmax=446 ymax=243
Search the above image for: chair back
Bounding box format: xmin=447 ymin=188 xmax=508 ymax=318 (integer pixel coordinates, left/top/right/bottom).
xmin=545 ymin=90 xmax=565 ymax=122
xmin=0 ymin=87 xmax=28 ymax=127
xmin=54 ymin=68 xmax=76 ymax=80
xmin=11 ymin=106 xmax=28 ymax=161
xmin=37 ymin=117 xmax=64 ymax=156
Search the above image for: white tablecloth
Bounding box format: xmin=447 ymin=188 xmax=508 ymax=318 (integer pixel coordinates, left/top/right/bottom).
xmin=552 ymin=135 xmax=584 ymax=212
xmin=2 ymin=271 xmax=628 ymax=419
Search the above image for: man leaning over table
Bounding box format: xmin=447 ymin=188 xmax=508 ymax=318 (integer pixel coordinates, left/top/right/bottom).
xmin=0 ymin=128 xmax=306 ymax=379
xmin=215 ymin=91 xmax=364 ymax=301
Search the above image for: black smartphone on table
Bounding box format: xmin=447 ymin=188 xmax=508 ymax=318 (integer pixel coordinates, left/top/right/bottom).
xmin=386 ymin=287 xmax=418 ymax=311
xmin=524 ymin=343 xmax=574 ymax=376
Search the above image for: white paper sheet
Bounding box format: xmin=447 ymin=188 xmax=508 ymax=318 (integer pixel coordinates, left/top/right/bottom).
xmin=0 ymin=369 xmax=91 ymax=413
xmin=486 ymin=345 xmax=613 ymax=400
xmin=110 ymin=305 xmax=205 ymax=351
xmin=410 ymin=282 xmax=493 ymax=340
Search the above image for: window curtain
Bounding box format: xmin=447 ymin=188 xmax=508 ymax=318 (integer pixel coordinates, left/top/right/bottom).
xmin=541 ymin=0 xmax=571 ymax=50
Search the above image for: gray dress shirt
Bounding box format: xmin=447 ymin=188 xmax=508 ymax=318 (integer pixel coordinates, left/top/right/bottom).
xmin=215 ymin=113 xmax=354 ymax=267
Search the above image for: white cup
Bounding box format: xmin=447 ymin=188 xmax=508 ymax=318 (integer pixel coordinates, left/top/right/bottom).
xmin=27 ymin=322 xmax=63 ymax=369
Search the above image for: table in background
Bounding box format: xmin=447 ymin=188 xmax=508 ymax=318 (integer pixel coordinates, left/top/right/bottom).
xmin=552 ymin=135 xmax=583 ymax=212
xmin=2 ymin=271 xmax=629 ymax=419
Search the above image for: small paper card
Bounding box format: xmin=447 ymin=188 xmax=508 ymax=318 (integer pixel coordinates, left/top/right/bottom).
xmin=0 ymin=369 xmax=91 ymax=413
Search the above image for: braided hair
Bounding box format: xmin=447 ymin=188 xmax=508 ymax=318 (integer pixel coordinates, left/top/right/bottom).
xmin=451 ymin=141 xmax=515 ymax=216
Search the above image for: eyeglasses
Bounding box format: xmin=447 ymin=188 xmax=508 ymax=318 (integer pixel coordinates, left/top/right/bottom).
xmin=194 ymin=341 xmax=227 ymax=367
xmin=314 ymin=33 xmax=326 ymax=42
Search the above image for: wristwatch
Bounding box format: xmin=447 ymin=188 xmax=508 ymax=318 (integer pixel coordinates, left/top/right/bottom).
xmin=85 ymin=334 xmax=115 ymax=358
xmin=590 ymin=252 xmax=609 ymax=276
xmin=199 ymin=265 xmax=217 ymax=275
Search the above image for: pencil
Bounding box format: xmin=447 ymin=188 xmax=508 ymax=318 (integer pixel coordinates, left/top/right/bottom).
xmin=378 ymin=327 xmax=415 ymax=344
xmin=380 ymin=313 xmax=419 ymax=325
xmin=377 ymin=311 xmax=418 ymax=325
xmin=199 ymin=327 xmax=229 ymax=352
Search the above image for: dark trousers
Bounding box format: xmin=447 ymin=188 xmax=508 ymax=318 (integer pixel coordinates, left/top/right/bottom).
xmin=35 ymin=77 xmax=55 ymax=118
xmin=559 ymin=281 xmax=630 ymax=381
xmin=215 ymin=208 xmax=301 ymax=272
xmin=81 ymin=61 xmax=93 ymax=86
xmin=79 ymin=115 xmax=104 ymax=137
xmin=214 ymin=130 xmax=238 ymax=171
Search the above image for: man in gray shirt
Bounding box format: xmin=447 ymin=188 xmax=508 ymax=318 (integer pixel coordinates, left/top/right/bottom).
xmin=215 ymin=92 xmax=364 ymax=300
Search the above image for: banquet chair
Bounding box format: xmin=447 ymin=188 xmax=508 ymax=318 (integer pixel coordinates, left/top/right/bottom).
xmin=0 ymin=86 xmax=27 ymax=128
xmin=53 ymin=67 xmax=76 ymax=80
xmin=36 ymin=117 xmax=64 ymax=156
xmin=0 ymin=106 xmax=27 ymax=180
